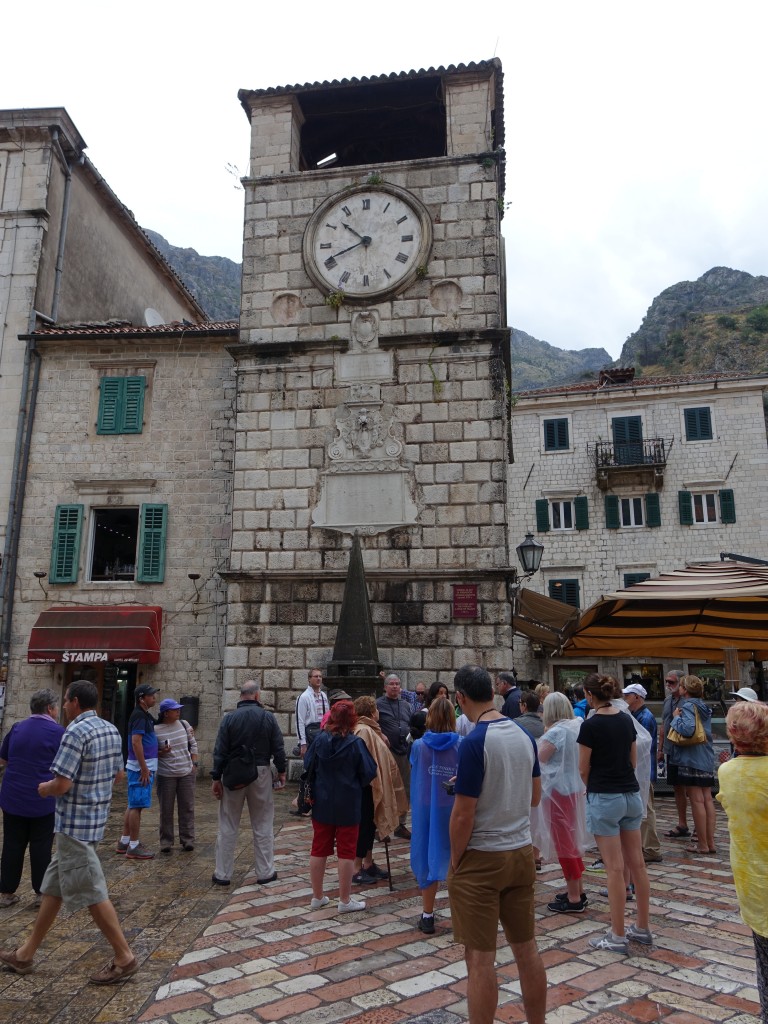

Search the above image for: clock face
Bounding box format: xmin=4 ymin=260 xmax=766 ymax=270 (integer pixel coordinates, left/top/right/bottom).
xmin=303 ymin=184 xmax=432 ymax=302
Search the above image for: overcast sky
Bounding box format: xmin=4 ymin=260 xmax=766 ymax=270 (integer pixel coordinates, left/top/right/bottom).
xmin=3 ymin=1 xmax=766 ymax=358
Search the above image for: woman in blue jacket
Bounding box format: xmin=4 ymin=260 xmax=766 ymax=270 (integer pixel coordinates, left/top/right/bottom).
xmin=409 ymin=697 xmax=461 ymax=934
xmin=305 ymin=701 xmax=377 ymax=914
xmin=667 ymin=675 xmax=716 ymax=855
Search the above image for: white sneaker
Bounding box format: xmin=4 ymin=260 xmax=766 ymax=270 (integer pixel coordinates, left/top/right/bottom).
xmin=338 ymin=897 xmax=366 ymax=913
xmin=310 ymin=895 xmax=329 ymax=910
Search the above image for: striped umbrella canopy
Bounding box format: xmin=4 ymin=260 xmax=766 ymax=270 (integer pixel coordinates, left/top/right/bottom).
xmin=561 ymin=560 xmax=768 ymax=660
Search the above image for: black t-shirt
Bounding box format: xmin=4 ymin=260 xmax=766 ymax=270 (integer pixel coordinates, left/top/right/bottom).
xmin=577 ymin=711 xmax=638 ymax=794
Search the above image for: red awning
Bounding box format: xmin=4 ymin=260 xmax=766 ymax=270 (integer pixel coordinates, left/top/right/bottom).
xmin=28 ymin=605 xmax=163 ymax=664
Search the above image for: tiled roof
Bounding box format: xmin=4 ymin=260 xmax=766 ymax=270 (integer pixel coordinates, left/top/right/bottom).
xmin=514 ymin=369 xmax=768 ymax=399
xmin=31 ymin=320 xmax=238 ymax=339
xmin=238 ymin=59 xmax=505 ymax=148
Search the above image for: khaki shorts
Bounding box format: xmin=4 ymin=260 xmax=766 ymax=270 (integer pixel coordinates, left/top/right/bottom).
xmin=40 ymin=833 xmax=109 ymax=912
xmin=448 ymin=846 xmax=536 ymax=952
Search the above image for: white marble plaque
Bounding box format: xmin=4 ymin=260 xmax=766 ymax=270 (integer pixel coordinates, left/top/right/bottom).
xmin=312 ymin=469 xmax=417 ymax=534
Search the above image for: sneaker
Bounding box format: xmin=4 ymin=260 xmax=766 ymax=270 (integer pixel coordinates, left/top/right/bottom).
xmin=643 ymin=852 xmax=663 ymax=863
xmin=599 ymin=885 xmax=634 ymax=901
xmin=159 ymin=847 xmax=171 ymax=855
xmin=554 ymin=891 xmax=588 ymax=907
xmin=547 ymin=898 xmax=585 ymax=914
xmin=31 ymin=894 xmax=42 ymax=910
xmin=417 ymin=913 xmax=435 ymax=934
xmin=338 ymin=897 xmax=366 ymax=913
xmin=586 ymin=858 xmax=605 ymax=872
xmin=588 ymin=931 xmax=629 ymax=954
xmin=310 ymin=895 xmax=329 ymax=910
xmin=211 ymin=874 xmax=230 ymax=887
xmin=626 ymin=924 xmax=654 ymax=945
xmin=125 ymin=843 xmax=155 ymax=860
xmin=0 ymin=893 xmax=20 ymax=908
xmin=393 ymin=825 xmax=411 ymax=840
xmin=182 ymin=844 xmax=195 ymax=852
xmin=367 ymin=862 xmax=389 ymax=880
xmin=352 ymin=869 xmax=378 ymax=885
xmin=88 ymin=956 xmax=139 ymax=985
xmin=115 ymin=840 xmax=130 ymax=855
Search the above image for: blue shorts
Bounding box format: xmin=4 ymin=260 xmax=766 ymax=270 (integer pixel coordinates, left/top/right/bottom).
xmin=127 ymin=768 xmax=154 ymax=809
xmin=586 ymin=790 xmax=642 ymax=837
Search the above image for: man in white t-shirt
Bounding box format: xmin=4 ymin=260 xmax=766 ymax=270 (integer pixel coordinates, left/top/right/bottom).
xmin=448 ymin=664 xmax=546 ymax=1024
xmin=296 ymin=668 xmax=328 ymax=756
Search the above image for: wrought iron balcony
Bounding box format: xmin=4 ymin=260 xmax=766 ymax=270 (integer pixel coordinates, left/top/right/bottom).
xmin=593 ymin=438 xmax=669 ymax=490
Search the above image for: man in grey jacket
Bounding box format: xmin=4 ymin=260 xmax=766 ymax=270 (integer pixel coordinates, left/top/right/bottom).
xmin=210 ymin=680 xmax=286 ymax=887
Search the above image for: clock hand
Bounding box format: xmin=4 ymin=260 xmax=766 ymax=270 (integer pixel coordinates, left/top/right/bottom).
xmin=342 ymin=223 xmax=371 ymax=246
xmin=329 ymin=239 xmax=365 ymax=260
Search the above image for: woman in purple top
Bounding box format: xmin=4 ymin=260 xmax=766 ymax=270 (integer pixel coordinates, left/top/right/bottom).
xmin=0 ymin=689 xmax=65 ymax=907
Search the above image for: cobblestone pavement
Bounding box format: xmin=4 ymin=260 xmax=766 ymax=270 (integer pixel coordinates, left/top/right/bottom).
xmin=0 ymin=781 xmax=761 ymax=1024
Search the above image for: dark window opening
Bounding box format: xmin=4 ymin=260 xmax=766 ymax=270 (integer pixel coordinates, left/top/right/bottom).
xmin=298 ymin=78 xmax=450 ymax=170
xmin=90 ymin=508 xmax=139 ymax=581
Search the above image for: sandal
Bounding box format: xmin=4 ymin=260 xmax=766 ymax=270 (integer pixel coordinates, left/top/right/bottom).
xmin=684 ymin=844 xmax=712 ymax=855
xmin=664 ymin=826 xmax=690 ymax=838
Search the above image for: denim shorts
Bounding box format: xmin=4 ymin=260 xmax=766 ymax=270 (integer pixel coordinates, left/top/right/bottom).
xmin=586 ymin=790 xmax=643 ymax=836
xmin=127 ymin=768 xmax=154 ymax=809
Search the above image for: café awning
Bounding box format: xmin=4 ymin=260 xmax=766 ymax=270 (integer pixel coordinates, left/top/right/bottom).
xmin=561 ymin=561 xmax=768 ymax=661
xmin=512 ymin=587 xmax=580 ymax=648
xmin=28 ymin=605 xmax=163 ymax=664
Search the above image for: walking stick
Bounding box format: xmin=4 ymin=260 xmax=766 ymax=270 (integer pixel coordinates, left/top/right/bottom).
xmin=383 ymin=835 xmax=394 ymax=892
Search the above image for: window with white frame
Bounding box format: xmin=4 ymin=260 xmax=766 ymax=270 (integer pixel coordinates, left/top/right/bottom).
xmin=692 ymin=492 xmax=718 ymax=524
xmin=678 ymin=489 xmax=736 ymax=525
xmin=551 ymin=500 xmax=574 ymax=530
xmin=620 ymin=497 xmax=644 ymax=527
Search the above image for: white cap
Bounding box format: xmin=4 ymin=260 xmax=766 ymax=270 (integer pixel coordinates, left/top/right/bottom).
xmin=622 ymin=683 xmax=647 ymax=699
xmin=729 ymin=686 xmax=759 ymax=702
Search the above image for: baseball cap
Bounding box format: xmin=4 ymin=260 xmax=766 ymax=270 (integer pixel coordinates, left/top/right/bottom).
xmin=159 ymin=698 xmax=183 ymax=712
xmin=622 ymin=683 xmax=647 ymax=699
xmin=328 ymin=688 xmax=352 ymax=702
xmin=135 ymin=684 xmax=159 ymax=699
xmin=729 ymin=686 xmax=759 ymax=702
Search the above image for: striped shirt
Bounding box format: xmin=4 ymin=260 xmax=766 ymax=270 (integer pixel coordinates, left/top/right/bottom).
xmin=50 ymin=710 xmax=123 ymax=843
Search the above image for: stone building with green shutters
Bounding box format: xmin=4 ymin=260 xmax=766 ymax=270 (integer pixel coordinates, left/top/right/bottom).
xmin=508 ymin=367 xmax=768 ymax=690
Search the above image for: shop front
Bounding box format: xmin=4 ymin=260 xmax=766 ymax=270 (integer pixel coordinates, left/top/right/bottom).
xmin=27 ymin=605 xmax=162 ymax=741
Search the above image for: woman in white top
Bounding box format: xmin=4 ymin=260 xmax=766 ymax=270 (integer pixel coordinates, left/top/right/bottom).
xmin=155 ymin=699 xmax=198 ymax=853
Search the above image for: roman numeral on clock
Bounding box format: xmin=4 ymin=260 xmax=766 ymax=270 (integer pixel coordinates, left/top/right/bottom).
xmin=362 ymin=198 xmax=370 ymax=210
xmin=342 ymin=205 xmax=352 ymax=217
xmin=396 ymin=216 xmax=407 ymax=225
xmin=339 ymin=271 xmax=350 ymax=284
xmin=383 ymin=269 xmax=392 ymax=279
xmin=320 ymin=243 xmax=332 ymax=249
xmin=363 ymin=275 xmax=369 ymax=287
xmin=324 ymin=256 xmax=337 ymax=269
xmin=395 ymin=252 xmax=408 ymax=264
xmin=401 ymin=234 xmax=413 ymax=242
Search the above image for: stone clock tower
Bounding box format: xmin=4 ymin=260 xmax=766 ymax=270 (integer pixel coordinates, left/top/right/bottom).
xmin=223 ymin=60 xmax=512 ymax=730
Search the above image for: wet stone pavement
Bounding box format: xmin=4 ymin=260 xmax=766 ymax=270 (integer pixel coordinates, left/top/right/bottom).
xmin=0 ymin=778 xmax=762 ymax=1024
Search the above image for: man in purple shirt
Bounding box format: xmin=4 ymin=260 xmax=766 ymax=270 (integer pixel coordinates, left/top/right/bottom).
xmin=0 ymin=689 xmax=65 ymax=907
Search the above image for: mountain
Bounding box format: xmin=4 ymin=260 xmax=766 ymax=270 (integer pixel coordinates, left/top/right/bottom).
xmin=619 ymin=267 xmax=768 ymax=372
xmin=511 ymin=329 xmax=611 ymax=391
xmin=144 ymin=230 xmax=241 ymax=321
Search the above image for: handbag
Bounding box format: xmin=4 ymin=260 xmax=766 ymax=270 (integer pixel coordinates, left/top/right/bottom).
xmin=296 ymin=747 xmax=317 ymax=814
xmin=222 ymin=745 xmax=259 ymax=790
xmin=667 ymin=706 xmax=706 ymax=747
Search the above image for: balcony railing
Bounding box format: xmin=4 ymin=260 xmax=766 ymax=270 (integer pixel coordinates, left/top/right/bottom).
xmin=594 ymin=438 xmax=668 ymax=470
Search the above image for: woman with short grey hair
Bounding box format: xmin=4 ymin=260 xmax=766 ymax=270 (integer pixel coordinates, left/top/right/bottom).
xmin=0 ymin=689 xmax=65 ymax=907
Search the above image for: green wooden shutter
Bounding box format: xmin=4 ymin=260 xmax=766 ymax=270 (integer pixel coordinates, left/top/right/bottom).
xmin=574 ymin=495 xmax=589 ymax=530
xmin=549 ymin=578 xmax=580 ymax=608
xmin=137 ymin=504 xmax=168 ymax=583
xmin=684 ymin=407 xmax=712 ymax=441
xmin=678 ymin=490 xmax=693 ymax=525
xmin=544 ymin=418 xmax=569 ymax=451
xmin=122 ymin=377 xmax=146 ymax=433
xmin=623 ymin=572 xmax=651 ymax=588
xmin=50 ymin=504 xmax=84 ymax=583
xmin=535 ymin=499 xmax=550 ymax=532
xmin=612 ymin=415 xmax=643 ymax=464
xmin=719 ymin=488 xmax=736 ymax=524
xmin=97 ymin=378 xmax=122 ymax=434
xmin=645 ymin=492 xmax=661 ymax=527
xmin=604 ymin=494 xmax=620 ymax=529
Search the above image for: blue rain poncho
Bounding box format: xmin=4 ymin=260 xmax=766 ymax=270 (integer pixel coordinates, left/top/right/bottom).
xmin=409 ymin=730 xmax=461 ymax=888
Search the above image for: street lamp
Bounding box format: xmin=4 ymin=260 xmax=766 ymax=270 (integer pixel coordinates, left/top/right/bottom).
xmin=516 ymin=533 xmax=544 ymax=577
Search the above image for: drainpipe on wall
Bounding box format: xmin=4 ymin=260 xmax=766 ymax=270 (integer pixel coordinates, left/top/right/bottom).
xmin=0 ymin=126 xmax=79 ymax=722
